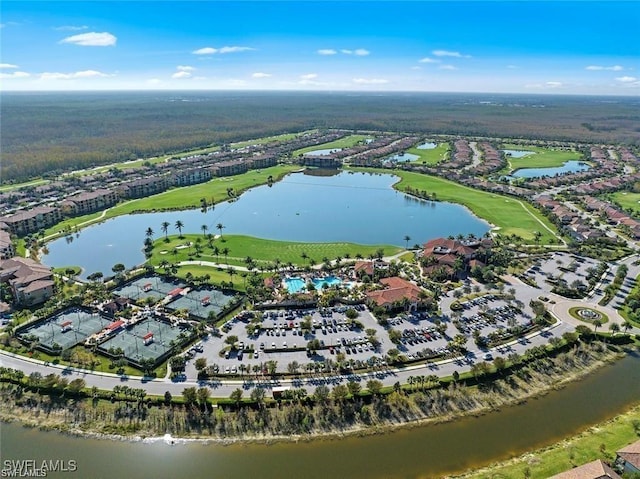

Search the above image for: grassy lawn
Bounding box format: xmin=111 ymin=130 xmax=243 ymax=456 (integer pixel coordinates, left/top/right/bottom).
xmin=501 ymin=144 xmax=584 ymax=172
xmin=149 ymin=234 xmax=401 ymax=270
xmin=568 ymin=306 xmax=609 ymax=324
xmin=610 ymin=191 xmax=640 ymax=216
xmin=105 ymin=165 xmax=298 ymax=217
xmin=406 ymin=142 xmax=450 ymax=165
xmin=230 ymin=131 xmax=308 ymax=149
xmin=466 ymin=403 xmax=640 ymax=479
xmin=352 ymin=168 xmax=560 ymax=243
xmin=294 ymin=135 xmax=370 ymax=156
xmin=0 ymin=178 xmax=50 ymax=192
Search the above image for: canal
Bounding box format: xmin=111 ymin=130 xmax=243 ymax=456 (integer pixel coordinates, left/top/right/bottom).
xmin=2 ymin=352 xmax=639 ymax=479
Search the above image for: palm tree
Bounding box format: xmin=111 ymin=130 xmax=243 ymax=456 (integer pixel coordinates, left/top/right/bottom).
xmin=175 ymin=220 xmax=184 ymax=238
xmin=161 ymin=221 xmax=170 ymax=241
xmin=622 ymin=321 xmax=632 ymax=334
xmin=201 ymin=224 xmax=208 ymax=237
xmin=216 ymin=223 xmax=225 ymax=237
xmin=609 ymin=322 xmax=620 ymax=336
xmin=222 ymin=247 xmax=230 ymax=264
xmin=145 ymin=227 xmax=154 ymax=240
xmin=403 ymin=235 xmax=411 ymax=249
xmin=593 ymin=318 xmax=603 ymax=333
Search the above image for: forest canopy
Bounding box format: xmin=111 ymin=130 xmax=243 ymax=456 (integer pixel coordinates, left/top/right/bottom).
xmin=2 ymin=91 xmax=639 ymax=182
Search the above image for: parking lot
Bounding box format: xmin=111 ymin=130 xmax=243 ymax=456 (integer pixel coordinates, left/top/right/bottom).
xmin=184 ymin=305 xmax=396 ymax=377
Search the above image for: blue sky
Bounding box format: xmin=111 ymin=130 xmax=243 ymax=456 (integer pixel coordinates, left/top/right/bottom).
xmin=1 ymin=1 xmax=638 ymax=94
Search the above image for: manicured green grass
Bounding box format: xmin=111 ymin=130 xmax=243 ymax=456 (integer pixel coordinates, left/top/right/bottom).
xmin=294 ymin=135 xmax=370 ymax=156
xmin=37 ymin=166 xmax=298 ymax=243
xmin=406 ymin=142 xmax=450 ymax=165
xmin=230 ymin=131 xmax=309 ymax=149
xmin=149 ymin=234 xmax=401 ymax=270
xmin=501 ymin=144 xmax=584 ymax=172
xmin=568 ymin=306 xmax=609 ymax=324
xmin=610 ymin=191 xmax=640 ymax=216
xmin=466 ymin=404 xmax=640 ymax=479
xmin=352 ymin=168 xmax=560 ymax=243
xmin=0 ymin=178 xmax=50 ymax=192
xmin=105 ymin=165 xmax=298 ymax=217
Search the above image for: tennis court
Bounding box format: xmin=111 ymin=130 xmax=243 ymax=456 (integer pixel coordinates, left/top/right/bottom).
xmin=98 ymin=318 xmax=189 ymax=364
xmin=112 ymin=276 xmax=187 ymax=302
xmin=17 ymin=308 xmax=111 ymax=352
xmin=166 ymin=287 xmax=236 ymax=319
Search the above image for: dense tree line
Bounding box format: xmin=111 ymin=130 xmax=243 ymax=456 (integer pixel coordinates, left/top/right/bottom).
xmin=2 ymin=91 xmax=639 ymax=182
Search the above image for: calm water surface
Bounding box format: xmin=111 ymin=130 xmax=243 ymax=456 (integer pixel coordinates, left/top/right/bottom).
xmin=43 ymin=171 xmax=489 ymax=278
xmin=511 ymin=160 xmax=590 ymax=179
xmin=2 ymin=353 xmax=639 ymax=479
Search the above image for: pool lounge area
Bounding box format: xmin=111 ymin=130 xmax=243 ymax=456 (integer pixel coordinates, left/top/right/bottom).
xmin=284 ymin=275 xmax=345 ymax=293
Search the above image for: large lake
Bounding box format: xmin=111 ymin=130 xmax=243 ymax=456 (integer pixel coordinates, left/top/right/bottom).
xmin=2 ymin=352 xmax=639 ymax=479
xmin=42 ymin=171 xmax=490 ymax=277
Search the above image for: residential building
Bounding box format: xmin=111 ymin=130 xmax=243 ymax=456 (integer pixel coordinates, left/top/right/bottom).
xmin=0 ymin=230 xmax=15 ymax=259
xmin=0 ymin=257 xmax=54 ymax=306
xmin=0 ymin=206 xmax=62 ymax=236
xmin=617 ymin=439 xmax=640 ymax=475
xmin=60 ymin=188 xmax=118 ymax=216
xmin=549 ymin=459 xmax=622 ymax=479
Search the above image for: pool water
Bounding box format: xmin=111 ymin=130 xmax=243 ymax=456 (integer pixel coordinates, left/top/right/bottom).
xmin=284 ymin=276 xmax=343 ymax=293
xmin=284 ymin=277 xmax=306 ymax=293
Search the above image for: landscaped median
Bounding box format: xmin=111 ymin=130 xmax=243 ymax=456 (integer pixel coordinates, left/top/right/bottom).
xmin=349 ymin=167 xmax=560 ymax=244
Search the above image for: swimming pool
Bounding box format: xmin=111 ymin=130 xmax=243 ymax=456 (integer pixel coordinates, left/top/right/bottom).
xmin=284 ymin=276 xmax=343 ymax=293
xmin=312 ymin=276 xmax=342 ymax=289
xmin=284 ymin=277 xmax=306 ymax=293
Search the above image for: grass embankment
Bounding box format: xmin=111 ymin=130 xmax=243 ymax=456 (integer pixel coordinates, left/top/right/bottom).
xmin=405 ymin=142 xmax=450 ymax=165
xmin=149 ymin=234 xmax=401 ymax=270
xmin=501 ymin=144 xmax=583 ymax=172
xmin=39 ymin=165 xmax=299 ymax=242
xmin=353 ymin=168 xmax=559 ymax=243
xmin=460 ymin=404 xmax=640 ymax=479
xmin=294 ymin=135 xmax=369 ymax=156
xmin=0 ymin=342 xmax=627 ymax=442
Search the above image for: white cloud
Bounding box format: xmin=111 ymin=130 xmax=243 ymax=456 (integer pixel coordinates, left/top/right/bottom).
xmin=410 ymin=66 xmax=422 ymax=71
xmin=586 ymin=65 xmax=624 ymax=71
xmin=419 ymin=57 xmax=440 ymax=64
xmin=432 ymin=50 xmax=471 ymax=58
xmin=339 ymin=48 xmax=370 ymax=56
xmin=0 ymin=63 xmax=19 ymax=69
xmin=546 ymin=81 xmax=563 ymax=88
xmin=171 ymin=71 xmax=192 ymax=79
xmin=54 ymin=25 xmax=89 ymax=31
xmin=146 ymin=78 xmax=162 ymax=85
xmin=0 ymin=71 xmax=30 ymax=79
xmin=252 ymin=72 xmax=272 ymax=78
xmin=439 ymin=65 xmax=457 ymax=70
xmin=318 ymin=49 xmax=337 ymax=55
xmin=616 ymin=76 xmax=637 ymax=83
xmin=300 ymin=73 xmax=318 ymax=80
xmin=60 ymin=32 xmax=117 ymax=47
xmin=39 ymin=70 xmax=110 ymax=80
xmin=352 ymin=78 xmax=389 ymax=85
xmin=192 ymin=46 xmax=254 ymax=55
xmin=176 ymin=65 xmax=195 ymax=72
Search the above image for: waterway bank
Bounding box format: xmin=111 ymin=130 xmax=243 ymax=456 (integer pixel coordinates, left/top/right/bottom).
xmin=2 ymin=346 xmax=639 ymax=479
xmin=0 ymin=342 xmax=629 ymax=445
